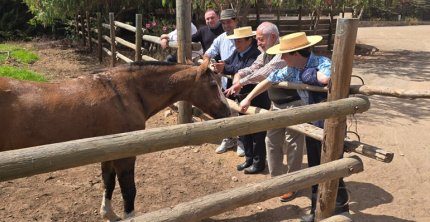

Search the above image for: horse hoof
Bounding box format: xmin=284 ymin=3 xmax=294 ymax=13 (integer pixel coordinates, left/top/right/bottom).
xmin=124 ymin=210 xmax=135 ymax=219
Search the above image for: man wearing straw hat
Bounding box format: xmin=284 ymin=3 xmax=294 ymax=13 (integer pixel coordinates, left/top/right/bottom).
xmin=239 ymin=32 xmax=349 ymax=221
xmin=213 ymin=26 xmax=271 ymax=174
xmin=225 ymin=22 xmax=305 ymax=202
xmin=203 ymin=8 xmax=244 ymax=157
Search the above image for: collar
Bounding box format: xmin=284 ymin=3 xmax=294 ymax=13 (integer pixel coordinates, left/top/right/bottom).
xmin=239 ymin=45 xmax=252 ymax=57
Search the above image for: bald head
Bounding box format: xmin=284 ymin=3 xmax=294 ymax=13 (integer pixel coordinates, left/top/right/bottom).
xmin=256 ymin=22 xmax=279 ymax=52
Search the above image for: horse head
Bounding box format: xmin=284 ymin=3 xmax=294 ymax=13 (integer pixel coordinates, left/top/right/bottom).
xmin=190 ymin=58 xmax=231 ymax=119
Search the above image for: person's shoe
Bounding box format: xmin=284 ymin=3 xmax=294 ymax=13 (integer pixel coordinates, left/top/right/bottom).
xmin=279 ymin=191 xmax=296 ymax=202
xmin=215 ymin=138 xmax=236 ymax=154
xmin=236 ymin=140 xmax=245 ymax=157
xmin=300 ymin=213 xmax=314 ymax=222
xmin=244 ymin=165 xmax=264 ymax=174
xmin=237 ymin=160 xmax=252 ymax=171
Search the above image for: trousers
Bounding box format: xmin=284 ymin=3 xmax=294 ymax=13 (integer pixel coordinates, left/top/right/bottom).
xmin=265 ymin=100 xmax=305 ymax=177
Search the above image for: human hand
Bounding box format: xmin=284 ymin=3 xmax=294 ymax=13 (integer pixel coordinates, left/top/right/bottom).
xmin=224 ymin=82 xmax=241 ymax=97
xmin=160 ymin=38 xmax=169 ymax=49
xmin=212 ymin=61 xmax=224 ymax=73
xmin=239 ymin=98 xmax=251 ymax=113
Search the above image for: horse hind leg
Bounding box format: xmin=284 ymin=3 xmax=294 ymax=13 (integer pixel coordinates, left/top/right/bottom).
xmin=100 ymin=161 xmax=121 ymax=221
xmin=114 ymin=157 xmax=137 ymax=219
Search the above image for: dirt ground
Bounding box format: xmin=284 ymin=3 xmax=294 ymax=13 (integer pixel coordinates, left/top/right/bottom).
xmin=0 ymin=25 xmax=429 ymax=222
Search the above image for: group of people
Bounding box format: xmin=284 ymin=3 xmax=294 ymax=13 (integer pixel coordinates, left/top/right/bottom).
xmin=160 ymin=8 xmax=349 ymax=222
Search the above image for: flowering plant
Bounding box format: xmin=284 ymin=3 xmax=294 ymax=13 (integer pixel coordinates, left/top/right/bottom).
xmin=144 ymin=17 xmax=175 ymax=36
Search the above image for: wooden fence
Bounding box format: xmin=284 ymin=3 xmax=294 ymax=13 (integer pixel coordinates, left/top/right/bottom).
xmin=73 ymin=12 xmax=201 ymax=66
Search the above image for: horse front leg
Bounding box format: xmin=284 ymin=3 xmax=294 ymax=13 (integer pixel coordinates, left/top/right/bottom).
xmin=100 ymin=161 xmax=121 ymax=221
xmin=114 ymin=157 xmax=137 ymax=219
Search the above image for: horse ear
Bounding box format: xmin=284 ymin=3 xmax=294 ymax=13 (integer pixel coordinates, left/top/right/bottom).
xmin=199 ymin=56 xmax=210 ymax=73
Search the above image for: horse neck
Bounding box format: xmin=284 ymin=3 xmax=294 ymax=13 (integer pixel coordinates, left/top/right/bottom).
xmin=131 ymin=64 xmax=197 ymax=118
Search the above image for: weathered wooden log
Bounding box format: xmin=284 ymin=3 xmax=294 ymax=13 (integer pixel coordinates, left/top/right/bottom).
xmin=116 ymin=52 xmax=133 ymax=63
xmin=350 ymin=84 xmax=430 ymax=99
xmin=124 ymin=156 xmax=364 ymax=222
xmin=176 ymin=0 xmax=193 ymax=124
xmin=275 ymin=82 xmax=430 ymax=99
xmin=135 ymin=14 xmax=143 ymax=62
xmin=0 ymin=97 xmax=369 ymax=182
xmin=115 ymin=36 xmax=136 ymax=50
xmin=317 ymin=18 xmax=359 ymax=221
xmin=114 ymin=20 xmax=136 ymax=32
xmin=142 ymin=35 xmax=202 ymax=51
xmin=226 ymin=98 xmax=393 ymax=163
xmin=109 ymin=12 xmax=116 ymax=67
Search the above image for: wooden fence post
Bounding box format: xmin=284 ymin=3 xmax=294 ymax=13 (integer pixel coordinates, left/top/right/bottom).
xmin=298 ymin=6 xmax=302 ymax=31
xmin=75 ymin=15 xmax=79 ymax=40
xmin=135 ymin=14 xmax=143 ymax=62
xmin=327 ymin=5 xmax=334 ymax=51
xmin=81 ymin=13 xmax=86 ymax=46
xmin=109 ymin=12 xmax=116 ymax=67
xmin=176 ymin=0 xmax=193 ymax=123
xmin=86 ymin=11 xmax=92 ymax=51
xmin=315 ymin=18 xmax=359 ymax=221
xmin=96 ymin=12 xmax=103 ymax=63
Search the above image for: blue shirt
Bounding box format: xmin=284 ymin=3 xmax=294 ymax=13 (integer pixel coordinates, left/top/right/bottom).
xmin=205 ymin=32 xmax=236 ymax=60
xmin=266 ymin=52 xmax=331 ymax=103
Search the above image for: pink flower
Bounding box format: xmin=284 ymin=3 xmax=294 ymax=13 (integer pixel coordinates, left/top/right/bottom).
xmin=152 ymin=21 xmax=157 ymax=27
xmin=145 ymin=23 xmax=151 ymax=28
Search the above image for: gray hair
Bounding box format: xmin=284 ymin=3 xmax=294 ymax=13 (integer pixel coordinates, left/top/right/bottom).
xmin=257 ymin=22 xmax=279 ymax=38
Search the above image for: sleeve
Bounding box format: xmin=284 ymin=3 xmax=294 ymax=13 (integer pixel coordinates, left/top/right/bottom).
xmin=192 ymin=28 xmax=202 ymax=43
xmin=317 ymin=57 xmax=332 ymax=77
xmin=168 ymin=30 xmax=177 ymax=41
xmin=266 ymin=66 xmax=295 ymax=84
xmin=205 ymin=35 xmax=221 ymax=58
xmin=240 ymin=54 xmax=287 ymax=85
xmin=237 ymin=53 xmax=264 ymax=78
xmin=191 ymin=23 xmax=198 ymax=34
xmin=222 ymin=53 xmax=237 ymax=75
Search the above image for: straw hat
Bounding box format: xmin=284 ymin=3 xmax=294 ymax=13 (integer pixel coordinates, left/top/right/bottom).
xmin=226 ymin=26 xmax=256 ymax=39
xmin=266 ymin=32 xmax=322 ymax=54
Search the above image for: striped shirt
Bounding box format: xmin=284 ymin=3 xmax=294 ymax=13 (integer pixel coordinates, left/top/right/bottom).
xmin=238 ymin=53 xmax=286 ymax=85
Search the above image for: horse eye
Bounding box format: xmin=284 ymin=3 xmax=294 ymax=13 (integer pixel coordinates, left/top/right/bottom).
xmin=209 ymin=79 xmax=218 ymax=87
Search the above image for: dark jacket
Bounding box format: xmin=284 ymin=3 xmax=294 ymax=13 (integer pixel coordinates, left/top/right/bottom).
xmin=223 ymin=39 xmax=270 ymax=110
xmin=192 ymin=23 xmax=224 ymax=52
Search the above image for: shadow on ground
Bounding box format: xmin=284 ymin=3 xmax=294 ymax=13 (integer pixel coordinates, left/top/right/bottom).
xmin=354 ymin=50 xmax=430 ymax=82
xmin=348 ymin=181 xmax=414 ymax=222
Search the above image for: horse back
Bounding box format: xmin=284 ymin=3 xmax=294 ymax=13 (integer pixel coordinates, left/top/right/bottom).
xmin=0 ymin=75 xmax=147 ymax=151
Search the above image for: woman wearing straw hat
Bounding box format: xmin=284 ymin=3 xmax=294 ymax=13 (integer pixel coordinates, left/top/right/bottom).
xmin=213 ymin=26 xmax=271 ymax=174
xmin=239 ymin=32 xmax=349 ymax=221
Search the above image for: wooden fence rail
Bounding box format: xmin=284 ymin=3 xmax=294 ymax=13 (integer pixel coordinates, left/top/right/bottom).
xmin=124 ymin=156 xmax=363 ymax=222
xmin=73 ymin=11 xmax=201 ymax=65
xmin=0 ymin=96 xmax=369 ymax=182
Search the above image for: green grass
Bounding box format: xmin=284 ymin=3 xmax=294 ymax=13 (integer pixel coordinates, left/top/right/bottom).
xmin=0 ymin=66 xmax=47 ymax=82
xmin=0 ymin=43 xmax=39 ymax=64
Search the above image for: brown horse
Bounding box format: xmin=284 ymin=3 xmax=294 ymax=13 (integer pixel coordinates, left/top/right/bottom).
xmin=0 ymin=58 xmax=231 ymax=221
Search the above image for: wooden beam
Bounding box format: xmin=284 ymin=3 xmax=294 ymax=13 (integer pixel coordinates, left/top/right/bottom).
xmin=109 ymin=12 xmax=116 ymax=67
xmin=226 ymin=98 xmax=393 ymax=163
xmin=135 ymin=14 xmax=143 ymax=62
xmin=96 ymin=12 xmax=103 ymax=63
xmin=176 ymin=0 xmax=193 ymax=124
xmin=316 ymin=18 xmax=359 ymax=221
xmin=0 ymin=97 xmax=369 ymax=182
xmin=276 ymin=82 xmax=430 ymax=100
xmin=124 ymin=156 xmax=363 ymax=222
